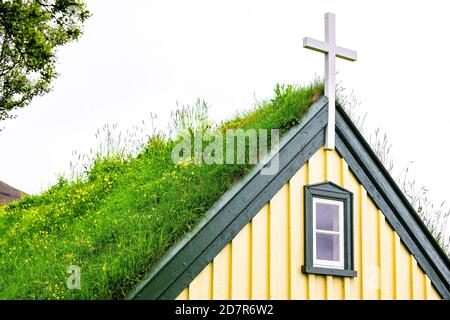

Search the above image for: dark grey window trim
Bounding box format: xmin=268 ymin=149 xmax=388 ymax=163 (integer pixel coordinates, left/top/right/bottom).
xmin=302 ymin=182 xmax=356 ymax=278
xmin=302 ymin=266 xmax=356 ymax=277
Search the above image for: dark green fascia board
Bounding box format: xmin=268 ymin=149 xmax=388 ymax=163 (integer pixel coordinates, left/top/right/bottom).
xmin=302 ymin=266 xmax=357 ymax=278
xmin=335 ymin=104 xmax=450 ymax=300
xmin=126 ymin=96 xmax=329 ymax=300
xmin=303 ymin=182 xmax=355 ymax=276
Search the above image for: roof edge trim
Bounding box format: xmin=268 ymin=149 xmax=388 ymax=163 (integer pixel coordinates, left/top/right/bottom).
xmin=335 ymin=104 xmax=450 ymax=299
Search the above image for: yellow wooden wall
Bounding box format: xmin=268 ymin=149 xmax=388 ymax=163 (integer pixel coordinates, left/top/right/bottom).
xmin=176 ymin=147 xmax=442 ymax=300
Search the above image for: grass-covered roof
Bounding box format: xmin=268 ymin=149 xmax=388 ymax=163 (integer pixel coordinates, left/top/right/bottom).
xmin=0 ymin=82 xmax=323 ymax=299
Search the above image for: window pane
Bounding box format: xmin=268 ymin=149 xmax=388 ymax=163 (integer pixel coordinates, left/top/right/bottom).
xmin=316 ymin=232 xmax=340 ymax=262
xmin=316 ymin=202 xmax=340 ymax=231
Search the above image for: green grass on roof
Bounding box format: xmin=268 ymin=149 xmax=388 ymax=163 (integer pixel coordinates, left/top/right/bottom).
xmin=0 ymin=81 xmax=323 ymax=299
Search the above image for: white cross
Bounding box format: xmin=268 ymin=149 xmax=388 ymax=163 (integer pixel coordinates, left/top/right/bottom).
xmin=303 ymin=12 xmax=357 ymax=150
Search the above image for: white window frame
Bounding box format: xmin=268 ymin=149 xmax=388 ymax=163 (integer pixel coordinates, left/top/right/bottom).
xmin=312 ymin=197 xmax=345 ymax=269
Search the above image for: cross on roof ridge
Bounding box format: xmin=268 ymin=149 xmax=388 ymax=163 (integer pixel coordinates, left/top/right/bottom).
xmin=303 ymin=12 xmax=357 ymax=150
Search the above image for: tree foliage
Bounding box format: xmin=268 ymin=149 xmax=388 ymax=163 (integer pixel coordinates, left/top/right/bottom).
xmin=0 ymin=0 xmax=90 ymax=120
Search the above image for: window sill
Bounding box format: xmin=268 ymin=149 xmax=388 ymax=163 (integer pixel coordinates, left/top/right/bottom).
xmin=301 ymin=265 xmax=357 ymax=277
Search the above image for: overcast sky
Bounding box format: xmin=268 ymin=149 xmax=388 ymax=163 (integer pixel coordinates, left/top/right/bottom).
xmin=1 ymin=0 xmax=449 ymax=212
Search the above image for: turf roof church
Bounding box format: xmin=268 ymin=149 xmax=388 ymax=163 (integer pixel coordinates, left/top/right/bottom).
xmin=128 ymin=13 xmax=450 ymax=300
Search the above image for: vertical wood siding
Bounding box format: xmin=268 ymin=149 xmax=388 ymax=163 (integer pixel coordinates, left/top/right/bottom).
xmin=176 ymin=147 xmax=442 ymax=300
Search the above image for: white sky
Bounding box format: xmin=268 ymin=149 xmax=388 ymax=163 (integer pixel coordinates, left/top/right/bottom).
xmin=1 ymin=0 xmax=449 ymax=213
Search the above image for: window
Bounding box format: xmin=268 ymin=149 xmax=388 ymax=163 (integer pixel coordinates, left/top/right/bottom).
xmin=302 ymin=182 xmax=356 ymax=277
xmin=313 ymin=198 xmax=344 ymax=269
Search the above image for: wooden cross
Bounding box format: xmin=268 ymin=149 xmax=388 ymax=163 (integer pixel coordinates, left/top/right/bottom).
xmin=303 ymin=12 xmax=357 ymax=150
